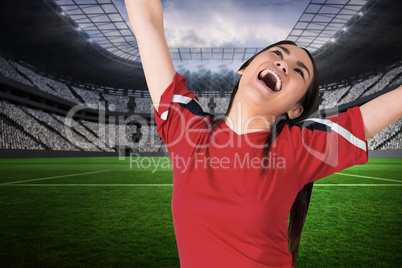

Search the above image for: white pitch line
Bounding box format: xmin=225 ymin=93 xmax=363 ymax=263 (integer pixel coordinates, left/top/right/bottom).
xmin=0 ymin=184 xmax=401 ymax=187
xmin=0 ymin=170 xmax=111 ymax=185
xmin=336 ymin=172 xmax=402 ymax=183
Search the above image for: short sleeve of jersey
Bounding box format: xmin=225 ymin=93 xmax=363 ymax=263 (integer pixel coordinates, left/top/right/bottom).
xmin=285 ymin=106 xmax=368 ymax=187
xmin=153 ymin=73 xmax=212 ymax=148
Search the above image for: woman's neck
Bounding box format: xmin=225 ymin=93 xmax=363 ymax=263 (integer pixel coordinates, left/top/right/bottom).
xmin=224 ymin=100 xmax=274 ymax=135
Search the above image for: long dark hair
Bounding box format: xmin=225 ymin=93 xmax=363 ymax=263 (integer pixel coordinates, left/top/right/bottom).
xmin=213 ymin=40 xmax=319 ymax=267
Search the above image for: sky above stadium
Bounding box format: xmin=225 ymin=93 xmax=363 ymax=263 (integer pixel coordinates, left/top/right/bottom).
xmin=113 ymin=0 xmax=310 ymax=48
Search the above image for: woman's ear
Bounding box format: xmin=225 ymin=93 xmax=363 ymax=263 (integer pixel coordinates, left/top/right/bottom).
xmin=287 ymin=104 xmax=304 ymax=120
xmin=237 ymin=69 xmax=244 ymax=75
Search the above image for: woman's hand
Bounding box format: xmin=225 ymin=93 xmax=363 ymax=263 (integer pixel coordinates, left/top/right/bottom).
xmin=125 ymin=0 xmax=176 ymax=112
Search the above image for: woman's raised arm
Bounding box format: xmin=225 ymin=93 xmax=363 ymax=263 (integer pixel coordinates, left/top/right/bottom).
xmin=360 ymin=85 xmax=402 ymax=140
xmin=125 ymin=0 xmax=176 ymax=112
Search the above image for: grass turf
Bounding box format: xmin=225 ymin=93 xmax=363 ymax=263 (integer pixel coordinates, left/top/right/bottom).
xmin=0 ymin=157 xmax=400 ymax=267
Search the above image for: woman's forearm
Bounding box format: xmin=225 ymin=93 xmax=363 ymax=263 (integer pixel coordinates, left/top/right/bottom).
xmin=360 ymin=85 xmax=402 ymax=140
xmin=125 ymin=0 xmax=175 ymax=111
xmin=125 ymin=0 xmax=164 ymax=32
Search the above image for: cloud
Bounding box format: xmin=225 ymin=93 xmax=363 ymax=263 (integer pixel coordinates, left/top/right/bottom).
xmin=114 ymin=0 xmax=309 ymax=48
xmin=163 ymin=0 xmax=309 ymax=48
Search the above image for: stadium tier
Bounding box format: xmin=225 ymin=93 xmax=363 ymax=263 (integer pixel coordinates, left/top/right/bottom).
xmin=0 ymin=100 xmax=171 ymax=153
xmin=319 ymin=63 xmax=402 ymax=110
xmin=1 ymin=48 xmax=402 ymax=154
xmin=0 ymin=52 xmax=131 ymax=113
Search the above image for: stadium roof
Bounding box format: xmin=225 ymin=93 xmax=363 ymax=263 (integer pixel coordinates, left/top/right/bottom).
xmin=0 ymin=0 xmax=146 ymax=93
xmin=312 ymin=0 xmax=402 ymax=85
xmin=0 ymin=0 xmax=401 ymax=95
xmin=287 ymin=0 xmax=369 ymax=53
xmin=52 ymin=0 xmax=370 ymax=64
xmin=54 ymin=0 xmax=141 ymax=63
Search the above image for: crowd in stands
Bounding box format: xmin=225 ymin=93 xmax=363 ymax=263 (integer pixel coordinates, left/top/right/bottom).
xmin=319 ymin=86 xmax=351 ymax=110
xmin=1 ymin=50 xmax=402 ymax=152
xmin=389 ymin=73 xmax=402 ymax=88
xmin=81 ymin=120 xmax=139 ymax=150
xmin=56 ymin=115 xmax=114 ymax=152
xmin=198 ymin=97 xmax=210 ymax=113
xmin=138 ymin=125 xmax=165 ymax=152
xmin=361 ymin=65 xmax=402 ymax=97
xmin=0 ymin=116 xmax=44 ymax=150
xmin=24 ymin=107 xmax=102 ymax=152
xmin=10 ymin=61 xmax=81 ymax=104
xmin=1 ymin=50 xmax=401 ymax=115
xmin=0 ymin=56 xmax=33 ymax=86
xmin=214 ymin=98 xmax=230 ymax=114
xmin=0 ymin=101 xmax=79 ymax=151
xmin=71 ymin=86 xmax=102 ymax=109
xmin=337 ymin=75 xmax=380 ymax=106
xmin=320 ymin=63 xmax=402 ymax=110
xmin=134 ymin=97 xmax=153 ymax=113
xmin=0 ymin=53 xmax=131 ymax=113
xmin=378 ymin=132 xmax=402 ymax=150
xmin=367 ymin=119 xmax=402 ymax=150
xmin=103 ymin=94 xmax=130 ymax=113
xmin=0 ymin=100 xmax=145 ymax=151
xmin=0 ymin=99 xmax=401 ymax=151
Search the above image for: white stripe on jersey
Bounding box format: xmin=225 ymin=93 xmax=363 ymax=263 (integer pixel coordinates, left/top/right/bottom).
xmin=303 ymin=118 xmax=367 ymax=151
xmin=160 ymin=94 xmax=199 ymax=121
xmin=172 ymin=94 xmax=192 ymax=104
xmin=160 ymin=110 xmax=168 ymax=120
xmin=172 ymin=94 xmax=200 ymax=105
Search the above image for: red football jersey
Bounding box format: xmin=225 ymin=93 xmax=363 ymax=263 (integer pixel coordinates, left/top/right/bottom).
xmin=154 ymin=73 xmax=368 ymax=268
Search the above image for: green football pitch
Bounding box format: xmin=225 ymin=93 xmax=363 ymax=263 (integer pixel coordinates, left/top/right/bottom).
xmin=0 ymin=157 xmax=401 ymax=267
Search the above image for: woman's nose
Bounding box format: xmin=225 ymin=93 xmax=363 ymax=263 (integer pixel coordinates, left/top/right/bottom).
xmin=276 ymin=62 xmax=287 ymax=75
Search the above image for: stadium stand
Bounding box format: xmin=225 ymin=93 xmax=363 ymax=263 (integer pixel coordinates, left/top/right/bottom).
xmin=10 ymin=61 xmax=80 ymax=103
xmin=24 ymin=107 xmax=101 ymax=152
xmin=0 ymin=115 xmax=45 ymax=150
xmin=389 ymin=74 xmax=402 ymax=88
xmin=198 ymin=97 xmax=211 ymax=114
xmin=319 ymin=86 xmax=351 ymax=110
xmin=361 ymin=65 xmax=402 ymax=97
xmin=367 ymin=119 xmax=402 ymax=150
xmin=319 ymin=62 xmax=402 ymax=110
xmin=103 ymin=94 xmax=130 ymax=113
xmin=2 ymin=86 xmax=400 ymax=152
xmin=1 ymin=56 xmax=402 ymax=154
xmin=134 ymin=97 xmax=153 ymax=113
xmin=138 ymin=125 xmax=164 ymax=153
xmin=71 ymin=86 xmax=102 ymax=110
xmin=336 ymin=75 xmax=381 ymax=107
xmin=1 ymin=50 xmax=401 ymax=154
xmin=0 ymin=99 xmax=162 ymax=153
xmin=378 ymin=132 xmax=402 ymax=150
xmin=57 ymin=116 xmax=115 ymax=153
xmin=214 ymin=97 xmax=230 ymax=114
xmin=0 ymin=55 xmax=33 ymax=87
xmin=0 ymin=101 xmax=79 ymax=151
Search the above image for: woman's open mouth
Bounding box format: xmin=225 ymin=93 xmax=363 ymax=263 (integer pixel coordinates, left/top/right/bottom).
xmin=258 ymin=69 xmax=282 ymax=92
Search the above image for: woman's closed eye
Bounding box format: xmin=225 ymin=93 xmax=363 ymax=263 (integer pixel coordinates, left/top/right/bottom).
xmin=295 ymin=68 xmax=305 ymax=79
xmin=273 ymin=50 xmax=283 ymax=59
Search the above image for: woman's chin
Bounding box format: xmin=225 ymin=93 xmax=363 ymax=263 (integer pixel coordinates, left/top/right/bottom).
xmin=241 ymin=87 xmax=272 ymax=106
